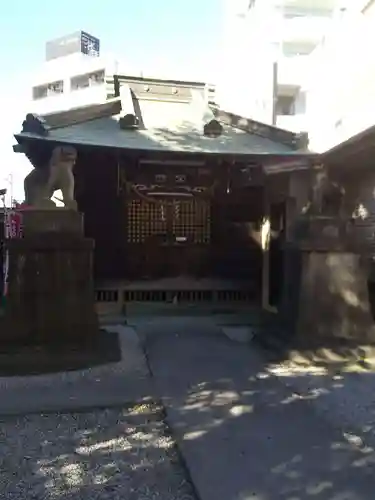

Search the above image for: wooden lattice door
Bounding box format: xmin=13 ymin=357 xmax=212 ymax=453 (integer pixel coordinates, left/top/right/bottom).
xmin=172 ymin=200 xmax=210 ymax=244
xmin=127 ymin=199 xmax=168 ymax=244
xmin=127 ymin=199 xmax=210 ymax=244
xmin=126 ymin=198 xmax=211 ymax=278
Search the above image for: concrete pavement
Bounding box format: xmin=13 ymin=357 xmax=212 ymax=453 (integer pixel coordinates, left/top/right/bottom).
xmin=2 ymin=315 xmax=375 ymax=499
xmin=141 ymin=317 xmax=375 ymax=500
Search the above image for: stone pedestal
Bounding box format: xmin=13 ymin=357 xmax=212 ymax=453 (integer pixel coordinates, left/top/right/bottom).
xmin=1 ymin=209 xmax=98 ymax=344
xmin=283 ymin=216 xmax=375 ymax=344
xmin=296 ymin=251 xmax=375 ymax=342
xmin=20 ymin=208 xmax=84 ymax=236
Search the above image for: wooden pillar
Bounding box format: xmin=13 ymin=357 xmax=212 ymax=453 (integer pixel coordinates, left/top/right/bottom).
xmin=279 ymin=196 xmax=298 ymax=321
xmin=261 ymin=193 xmax=272 ymax=310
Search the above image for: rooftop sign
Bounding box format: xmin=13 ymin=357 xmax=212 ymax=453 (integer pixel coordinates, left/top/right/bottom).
xmin=45 ymin=31 xmax=100 ymax=61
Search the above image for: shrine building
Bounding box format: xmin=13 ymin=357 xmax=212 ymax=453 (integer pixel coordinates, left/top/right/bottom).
xmin=13 ymin=74 xmax=319 ymax=311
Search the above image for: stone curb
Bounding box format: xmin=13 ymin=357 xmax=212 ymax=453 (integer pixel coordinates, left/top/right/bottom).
xmin=0 ymin=325 xmax=154 ymax=416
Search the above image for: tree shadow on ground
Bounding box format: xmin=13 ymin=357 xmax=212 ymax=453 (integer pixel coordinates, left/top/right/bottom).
xmin=2 ymin=322 xmax=375 ymax=499
xmin=142 ymin=322 xmax=375 ymax=500
xmin=0 ymin=403 xmax=196 ymax=500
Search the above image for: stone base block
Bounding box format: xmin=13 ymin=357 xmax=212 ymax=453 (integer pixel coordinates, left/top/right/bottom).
xmin=19 ymin=208 xmax=84 ymax=236
xmin=296 ymin=252 xmax=375 ymax=343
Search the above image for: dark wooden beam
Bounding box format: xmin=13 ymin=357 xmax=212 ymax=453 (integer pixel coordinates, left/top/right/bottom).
xmin=114 ymin=74 xmax=207 ymax=89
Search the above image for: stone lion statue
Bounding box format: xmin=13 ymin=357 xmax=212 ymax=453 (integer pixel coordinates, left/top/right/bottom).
xmin=310 ymin=168 xmax=344 ymax=216
xmin=24 ymin=145 xmax=78 ymax=210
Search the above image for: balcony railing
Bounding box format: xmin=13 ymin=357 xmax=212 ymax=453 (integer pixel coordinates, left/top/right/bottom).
xmin=276 ymin=0 xmax=337 ymax=11
xmin=281 ymin=16 xmax=332 ymax=44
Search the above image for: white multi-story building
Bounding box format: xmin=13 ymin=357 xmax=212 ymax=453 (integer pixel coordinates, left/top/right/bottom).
xmin=6 ymin=32 xmax=117 ymax=204
xmin=28 ymin=31 xmax=128 ymax=115
xmin=219 ymin=0 xmax=344 ymax=133
xmin=6 ymin=31 xmax=129 ymax=205
xmin=307 ymin=0 xmax=375 ymax=151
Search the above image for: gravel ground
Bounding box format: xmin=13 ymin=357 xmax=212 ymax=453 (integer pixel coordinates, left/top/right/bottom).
xmin=0 ymin=404 xmax=196 ymax=500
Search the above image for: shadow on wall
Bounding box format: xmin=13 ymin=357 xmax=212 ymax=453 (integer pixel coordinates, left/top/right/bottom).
xmin=276 ymin=213 xmax=375 ymax=370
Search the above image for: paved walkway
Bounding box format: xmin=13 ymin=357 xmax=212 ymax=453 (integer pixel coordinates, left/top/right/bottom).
xmin=268 ymin=361 xmax=375 ymax=450
xmin=141 ymin=317 xmax=375 ymax=500
xmin=2 ymin=315 xmax=375 ymax=498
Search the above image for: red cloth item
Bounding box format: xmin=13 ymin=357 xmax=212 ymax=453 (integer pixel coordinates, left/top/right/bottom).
xmin=4 ymin=210 xmax=23 ymax=239
xmin=15 ymin=203 xmax=32 ymax=210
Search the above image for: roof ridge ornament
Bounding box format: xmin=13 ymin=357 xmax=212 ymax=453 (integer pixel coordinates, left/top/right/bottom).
xmin=119 ymin=84 xmax=139 ymax=130
xmin=203 ymin=119 xmax=223 ymax=138
xmin=22 ymin=114 xmax=49 ymax=136
xmin=20 ymin=100 xmax=122 ymax=132
xmin=191 ymin=89 xmax=223 ymax=137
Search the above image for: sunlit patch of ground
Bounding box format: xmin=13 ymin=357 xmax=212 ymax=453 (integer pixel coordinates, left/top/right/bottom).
xmin=0 ymin=403 xmax=196 ymax=500
xmin=266 ymin=346 xmax=375 ymax=376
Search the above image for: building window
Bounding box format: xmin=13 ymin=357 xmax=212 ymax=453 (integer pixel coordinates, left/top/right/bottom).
xmin=70 ymin=70 xmax=105 ymax=91
xmin=282 ymin=6 xmax=333 ymax=19
xmin=282 ymin=41 xmax=316 ymax=57
xmin=32 ymin=80 xmax=64 ymax=100
xmin=275 ymin=95 xmax=296 ymax=116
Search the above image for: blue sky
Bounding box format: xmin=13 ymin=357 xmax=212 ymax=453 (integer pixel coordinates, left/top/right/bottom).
xmin=1 ymin=0 xmax=223 ymax=84
xmin=0 ymin=0 xmax=224 ymax=201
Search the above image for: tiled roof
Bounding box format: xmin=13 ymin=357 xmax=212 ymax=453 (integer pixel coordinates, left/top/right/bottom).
xmin=18 ymin=113 xmax=298 ymax=155
xmin=14 ymin=76 xmax=311 ymax=158
xmin=322 ymin=123 xmax=375 ymax=167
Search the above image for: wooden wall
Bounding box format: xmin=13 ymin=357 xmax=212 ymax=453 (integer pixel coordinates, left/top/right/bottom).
xmin=75 ymin=149 xmax=125 ymax=281
xmin=75 ymin=151 xmax=307 ymax=290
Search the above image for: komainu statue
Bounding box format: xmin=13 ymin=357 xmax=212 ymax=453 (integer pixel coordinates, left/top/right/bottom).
xmin=310 ymin=167 xmax=344 ymax=216
xmin=24 ymin=145 xmax=78 ymax=210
